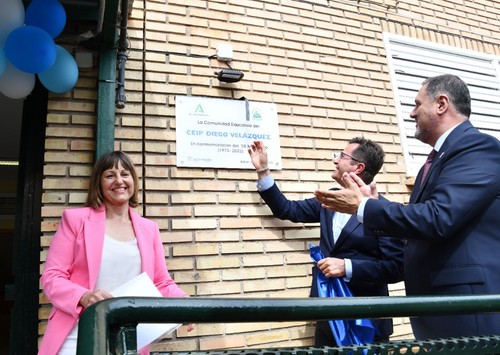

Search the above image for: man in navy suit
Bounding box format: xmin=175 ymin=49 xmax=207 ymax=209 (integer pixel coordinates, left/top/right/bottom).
xmin=315 ymin=74 xmax=500 ymax=339
xmin=248 ymin=138 xmax=404 ymax=346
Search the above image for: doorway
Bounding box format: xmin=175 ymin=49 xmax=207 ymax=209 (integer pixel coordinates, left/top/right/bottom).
xmin=0 ymin=95 xmax=23 ymax=354
xmin=0 ymin=82 xmax=47 ymax=354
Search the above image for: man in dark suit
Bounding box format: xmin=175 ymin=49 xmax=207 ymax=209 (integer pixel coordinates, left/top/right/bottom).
xmin=248 ymin=138 xmax=404 ymax=346
xmin=314 ymin=74 xmax=500 ymax=340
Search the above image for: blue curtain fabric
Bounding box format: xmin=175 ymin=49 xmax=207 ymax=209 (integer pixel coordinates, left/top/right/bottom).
xmin=309 ymin=244 xmax=375 ymax=346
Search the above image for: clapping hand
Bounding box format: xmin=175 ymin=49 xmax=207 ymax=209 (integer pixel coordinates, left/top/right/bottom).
xmin=314 ymin=172 xmax=378 ymax=213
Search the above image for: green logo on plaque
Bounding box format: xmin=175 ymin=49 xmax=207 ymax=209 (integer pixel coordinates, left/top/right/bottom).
xmin=195 ymin=104 xmax=204 ymax=113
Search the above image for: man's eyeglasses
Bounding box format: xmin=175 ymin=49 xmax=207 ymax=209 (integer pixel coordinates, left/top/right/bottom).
xmin=332 ymin=151 xmax=362 ymax=163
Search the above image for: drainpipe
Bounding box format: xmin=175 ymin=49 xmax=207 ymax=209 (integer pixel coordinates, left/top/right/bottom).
xmin=115 ymin=0 xmax=129 ymax=109
xmin=95 ymin=0 xmax=129 ymax=159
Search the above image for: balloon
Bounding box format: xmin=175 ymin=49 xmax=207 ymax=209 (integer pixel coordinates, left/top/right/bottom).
xmin=39 ymin=45 xmax=79 ymax=93
xmin=0 ymin=0 xmax=25 ymax=47
xmin=0 ymin=47 xmax=7 ymax=76
xmin=26 ymin=0 xmax=67 ymax=39
xmin=5 ymin=25 xmax=57 ymax=74
xmin=0 ymin=62 xmax=35 ymax=99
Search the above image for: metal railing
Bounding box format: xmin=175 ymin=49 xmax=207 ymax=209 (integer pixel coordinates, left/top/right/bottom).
xmin=77 ymin=295 xmax=500 ymax=355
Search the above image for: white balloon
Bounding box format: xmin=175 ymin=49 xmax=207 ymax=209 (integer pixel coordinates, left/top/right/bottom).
xmin=0 ymin=0 xmax=25 ymax=47
xmin=0 ymin=62 xmax=35 ymax=99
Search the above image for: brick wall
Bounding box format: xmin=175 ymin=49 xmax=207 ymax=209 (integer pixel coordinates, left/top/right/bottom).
xmin=38 ymin=0 xmax=500 ymax=351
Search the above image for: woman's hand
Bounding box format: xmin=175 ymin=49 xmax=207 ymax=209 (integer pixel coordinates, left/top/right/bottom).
xmin=79 ymin=289 xmax=113 ymax=308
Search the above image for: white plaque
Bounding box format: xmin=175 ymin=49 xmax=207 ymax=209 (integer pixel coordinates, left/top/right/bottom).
xmin=176 ymin=96 xmax=282 ymax=170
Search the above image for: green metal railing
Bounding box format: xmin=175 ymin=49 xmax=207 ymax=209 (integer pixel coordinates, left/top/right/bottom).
xmin=77 ymin=295 xmax=500 ymax=355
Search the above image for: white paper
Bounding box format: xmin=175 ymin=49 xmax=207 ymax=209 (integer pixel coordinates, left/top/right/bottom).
xmin=110 ymin=272 xmax=182 ymax=350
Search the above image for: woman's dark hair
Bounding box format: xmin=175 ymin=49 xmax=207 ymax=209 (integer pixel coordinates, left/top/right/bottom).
xmin=85 ymin=151 xmax=139 ymax=209
xmin=349 ymin=137 xmax=385 ymax=184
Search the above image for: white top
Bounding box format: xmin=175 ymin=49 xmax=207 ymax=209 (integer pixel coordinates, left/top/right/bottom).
xmin=58 ymin=234 xmax=141 ymax=355
xmin=95 ymin=234 xmax=142 ymax=290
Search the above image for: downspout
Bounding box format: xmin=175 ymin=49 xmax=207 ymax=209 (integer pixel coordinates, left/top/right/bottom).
xmin=95 ymin=0 xmax=129 ymax=159
xmin=115 ymin=0 xmax=129 ymax=109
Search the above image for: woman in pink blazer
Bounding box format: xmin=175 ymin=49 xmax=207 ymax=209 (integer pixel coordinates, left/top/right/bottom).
xmin=38 ymin=151 xmax=193 ymax=355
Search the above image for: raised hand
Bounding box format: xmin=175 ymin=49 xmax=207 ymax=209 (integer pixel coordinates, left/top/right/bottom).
xmin=247 ymin=140 xmax=269 ymax=171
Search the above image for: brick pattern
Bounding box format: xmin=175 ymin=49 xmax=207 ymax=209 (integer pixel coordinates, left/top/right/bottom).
xmin=38 ymin=0 xmax=500 ymax=351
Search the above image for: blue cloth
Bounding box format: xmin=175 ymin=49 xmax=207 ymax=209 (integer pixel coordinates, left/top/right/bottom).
xmin=309 ymin=244 xmax=375 ymax=346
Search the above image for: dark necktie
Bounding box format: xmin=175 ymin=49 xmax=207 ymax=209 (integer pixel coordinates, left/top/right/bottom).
xmin=420 ymin=149 xmax=437 ymax=187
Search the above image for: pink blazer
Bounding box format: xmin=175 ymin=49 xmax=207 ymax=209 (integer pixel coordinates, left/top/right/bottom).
xmin=38 ymin=206 xmax=187 ymax=355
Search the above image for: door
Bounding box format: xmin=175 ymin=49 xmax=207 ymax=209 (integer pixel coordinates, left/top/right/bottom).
xmin=1 ymin=82 xmax=47 ymax=355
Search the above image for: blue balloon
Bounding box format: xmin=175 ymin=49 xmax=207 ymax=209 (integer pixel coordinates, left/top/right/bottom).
xmin=26 ymin=0 xmax=67 ymax=39
xmin=0 ymin=47 xmax=7 ymax=76
xmin=39 ymin=45 xmax=79 ymax=93
xmin=5 ymin=25 xmax=56 ymax=74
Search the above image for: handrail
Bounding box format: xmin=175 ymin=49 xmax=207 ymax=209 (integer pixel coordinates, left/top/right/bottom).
xmin=77 ymin=295 xmax=500 ymax=354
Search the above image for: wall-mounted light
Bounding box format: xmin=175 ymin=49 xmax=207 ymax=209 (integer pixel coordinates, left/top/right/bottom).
xmin=214 ymin=69 xmax=244 ymax=83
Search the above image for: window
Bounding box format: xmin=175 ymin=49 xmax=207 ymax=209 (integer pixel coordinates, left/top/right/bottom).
xmin=384 ymin=33 xmax=500 ymax=176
